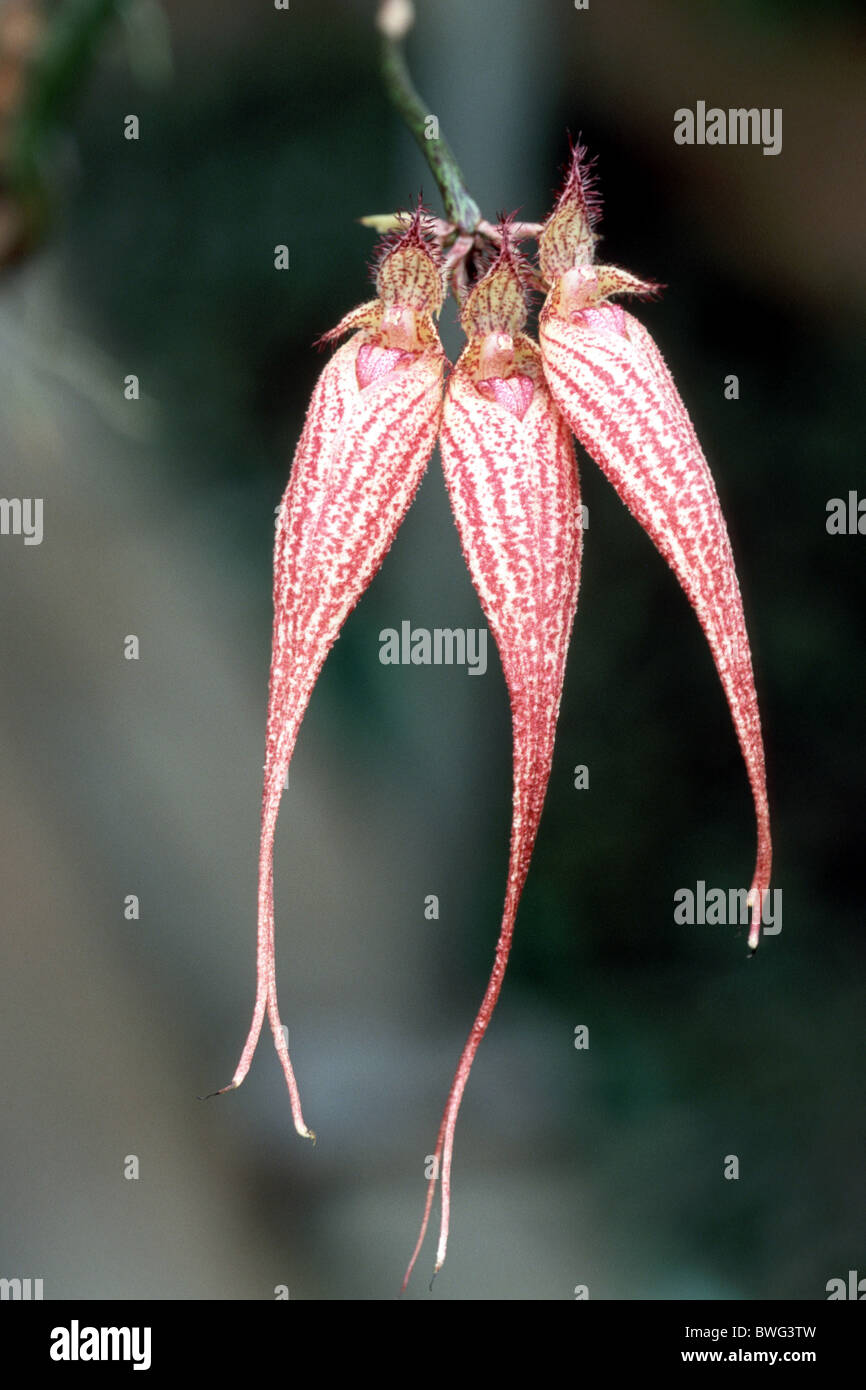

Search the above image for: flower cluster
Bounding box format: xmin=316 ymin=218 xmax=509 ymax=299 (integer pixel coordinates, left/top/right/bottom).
xmin=221 ymin=143 xmax=772 ymax=1290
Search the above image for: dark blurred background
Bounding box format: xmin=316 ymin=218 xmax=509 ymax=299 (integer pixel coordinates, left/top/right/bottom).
xmin=0 ymin=0 xmax=863 ymax=1300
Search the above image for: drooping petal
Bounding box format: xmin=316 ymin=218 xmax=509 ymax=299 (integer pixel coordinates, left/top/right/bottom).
xmin=403 ymin=239 xmax=581 ymax=1288
xmin=539 ymin=293 xmax=771 ymax=948
xmin=536 ymin=143 xmax=771 ymax=949
xmin=221 ymin=223 xmax=446 ymax=1134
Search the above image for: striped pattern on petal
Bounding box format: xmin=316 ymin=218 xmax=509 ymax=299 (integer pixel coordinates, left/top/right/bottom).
xmin=539 ymin=299 xmax=771 ymax=949
xmin=224 ymin=331 xmax=445 ymax=1135
xmin=403 ymin=335 xmax=581 ymax=1287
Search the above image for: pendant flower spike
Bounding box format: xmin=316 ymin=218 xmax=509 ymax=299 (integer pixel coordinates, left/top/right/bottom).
xmin=217 ymin=141 xmax=772 ymax=1292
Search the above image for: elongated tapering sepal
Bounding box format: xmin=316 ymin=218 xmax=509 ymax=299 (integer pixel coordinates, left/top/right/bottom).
xmin=223 ymin=222 xmax=446 ymax=1131
xmin=403 ymin=238 xmax=581 ymax=1288
xmin=539 ymin=294 xmax=771 ymax=948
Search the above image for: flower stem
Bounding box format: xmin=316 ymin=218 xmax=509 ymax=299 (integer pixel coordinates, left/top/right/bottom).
xmin=7 ymin=0 xmax=122 ymax=194
xmin=378 ymin=12 xmax=481 ymax=234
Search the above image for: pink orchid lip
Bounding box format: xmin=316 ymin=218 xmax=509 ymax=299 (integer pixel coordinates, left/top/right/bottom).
xmin=571 ymin=304 xmax=627 ymax=336
xmin=557 ymin=270 xmax=629 ymax=335
xmin=474 ymin=330 xmax=535 ymax=419
xmin=476 ymin=373 xmax=534 ymax=419
xmin=356 ymin=341 xmax=418 ymax=389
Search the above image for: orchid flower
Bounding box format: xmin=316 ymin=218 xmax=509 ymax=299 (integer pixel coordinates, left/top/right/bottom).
xmin=402 ymin=234 xmax=582 ymax=1288
xmin=216 ymin=212 xmax=446 ymax=1137
xmin=400 ymin=151 xmax=771 ymax=1286
xmin=216 ymin=124 xmax=771 ymax=1289
xmin=537 ymin=144 xmax=772 ymax=950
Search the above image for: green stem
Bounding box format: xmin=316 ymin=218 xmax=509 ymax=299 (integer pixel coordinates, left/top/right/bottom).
xmin=7 ymin=0 xmax=123 ymax=193
xmin=380 ymin=32 xmax=481 ymax=234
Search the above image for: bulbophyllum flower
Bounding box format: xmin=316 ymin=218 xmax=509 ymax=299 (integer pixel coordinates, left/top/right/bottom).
xmin=403 ymin=235 xmax=582 ymax=1287
xmin=218 ymin=211 xmax=446 ymax=1138
xmin=538 ymin=145 xmax=772 ymax=950
xmin=217 ymin=138 xmax=773 ymax=1293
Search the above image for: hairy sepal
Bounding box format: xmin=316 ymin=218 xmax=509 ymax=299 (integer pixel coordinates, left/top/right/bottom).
xmin=538 ymin=139 xmax=602 ymax=284
xmin=539 ymin=298 xmax=771 ymax=947
xmin=404 ymin=335 xmax=581 ymax=1285
xmin=227 ymin=329 xmax=445 ymax=1132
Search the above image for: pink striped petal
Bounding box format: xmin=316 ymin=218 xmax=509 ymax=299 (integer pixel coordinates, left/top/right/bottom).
xmin=220 ymin=225 xmax=446 ymax=1135
xmin=536 ymin=144 xmax=770 ymax=949
xmin=403 ymin=238 xmax=581 ymax=1288
xmin=539 ymin=293 xmax=771 ymax=948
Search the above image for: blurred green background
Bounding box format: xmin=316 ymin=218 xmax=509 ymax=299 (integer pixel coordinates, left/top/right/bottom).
xmin=0 ymin=0 xmax=863 ymax=1299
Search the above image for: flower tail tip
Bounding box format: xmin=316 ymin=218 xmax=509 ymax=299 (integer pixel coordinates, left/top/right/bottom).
xmin=196 ymin=1083 xmax=232 ymax=1100
xmin=746 ymin=882 xmax=769 ymax=953
xmin=197 ymin=1078 xmax=242 ymax=1100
